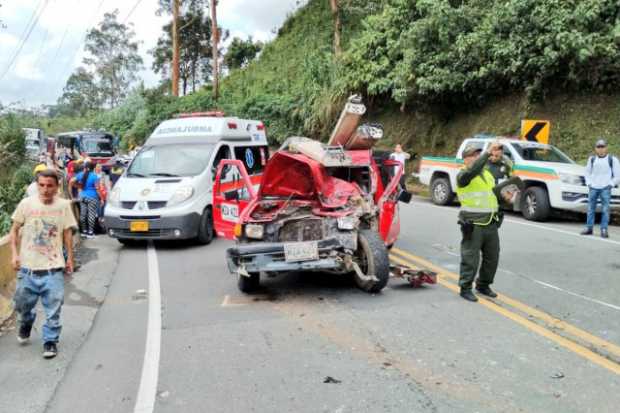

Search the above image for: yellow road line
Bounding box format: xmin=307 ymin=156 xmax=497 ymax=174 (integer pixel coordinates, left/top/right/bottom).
xmin=389 ymin=253 xmax=620 ymax=375
xmin=391 ymin=247 xmax=620 ymax=359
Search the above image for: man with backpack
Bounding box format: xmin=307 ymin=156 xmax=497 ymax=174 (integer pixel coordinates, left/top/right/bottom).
xmin=581 ymin=139 xmax=620 ymax=238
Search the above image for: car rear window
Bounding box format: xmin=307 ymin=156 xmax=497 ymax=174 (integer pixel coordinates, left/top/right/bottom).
xmin=234 ymin=146 xmax=269 ymax=175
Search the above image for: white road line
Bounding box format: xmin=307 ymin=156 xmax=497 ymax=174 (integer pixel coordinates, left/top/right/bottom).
xmin=134 ymin=242 xmax=162 ymax=413
xmin=503 ymin=218 xmax=620 ymax=246
xmin=498 ymin=269 xmax=620 ymax=311
xmin=410 ymin=200 xmax=620 ymax=246
xmin=428 ymin=241 xmax=620 ymax=312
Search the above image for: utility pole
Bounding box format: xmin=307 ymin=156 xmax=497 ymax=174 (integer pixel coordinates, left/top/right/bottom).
xmin=172 ymin=0 xmax=180 ymax=96
xmin=210 ymin=0 xmax=219 ymax=101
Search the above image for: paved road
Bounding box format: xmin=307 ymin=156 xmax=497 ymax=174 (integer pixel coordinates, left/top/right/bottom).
xmin=1 ymin=197 xmax=619 ymax=412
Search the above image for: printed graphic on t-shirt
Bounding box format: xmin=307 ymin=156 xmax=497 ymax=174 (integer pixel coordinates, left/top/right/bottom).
xmin=31 ymin=218 xmax=61 ymax=263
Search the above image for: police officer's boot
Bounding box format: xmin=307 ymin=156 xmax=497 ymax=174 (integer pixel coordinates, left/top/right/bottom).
xmin=476 ymin=285 xmax=498 ymax=298
xmin=459 ymin=289 xmax=478 ymax=302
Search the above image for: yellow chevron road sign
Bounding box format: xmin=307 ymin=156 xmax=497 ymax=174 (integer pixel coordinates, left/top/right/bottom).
xmin=521 ymin=120 xmax=550 ymax=144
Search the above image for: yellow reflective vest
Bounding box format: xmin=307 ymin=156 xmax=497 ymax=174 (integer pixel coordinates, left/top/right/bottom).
xmin=456 ymin=169 xmax=499 ymax=215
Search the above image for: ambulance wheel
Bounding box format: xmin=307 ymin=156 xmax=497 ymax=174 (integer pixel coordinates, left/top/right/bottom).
xmin=430 ymin=177 xmax=455 ymax=206
xmin=197 ymin=208 xmax=214 ymax=245
xmin=238 ymin=272 xmax=260 ymax=293
xmin=521 ymin=186 xmax=550 ymax=221
xmin=353 ymin=230 xmax=390 ymax=293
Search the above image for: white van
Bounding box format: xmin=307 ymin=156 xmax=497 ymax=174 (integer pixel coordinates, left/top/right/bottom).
xmin=104 ymin=112 xmax=269 ymax=245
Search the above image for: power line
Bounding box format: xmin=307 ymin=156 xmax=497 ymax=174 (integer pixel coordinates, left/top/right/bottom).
xmin=54 ymin=0 xmax=106 ymax=91
xmin=123 ymin=0 xmax=145 ymax=24
xmin=0 ymin=0 xmax=48 ymax=81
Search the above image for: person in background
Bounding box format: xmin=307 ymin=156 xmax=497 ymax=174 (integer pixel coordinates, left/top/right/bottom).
xmin=390 ymin=144 xmax=411 ymax=188
xmin=581 ymin=139 xmax=620 ymax=238
xmin=70 ymin=160 xmax=100 ymax=239
xmin=26 ymin=164 xmax=48 ymax=198
xmin=486 ymin=143 xmax=524 ymax=210
xmin=10 ymin=169 xmax=77 ymax=359
xmin=109 ymin=159 xmax=125 ymax=187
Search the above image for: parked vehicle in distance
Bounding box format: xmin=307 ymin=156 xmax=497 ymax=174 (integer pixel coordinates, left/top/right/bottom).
xmin=56 ymin=130 xmax=116 ymax=167
xmin=213 ymin=97 xmax=413 ymax=294
xmin=22 ymin=128 xmax=45 ymax=159
xmin=418 ymin=136 xmax=620 ymax=221
xmin=104 ymin=112 xmax=268 ymax=244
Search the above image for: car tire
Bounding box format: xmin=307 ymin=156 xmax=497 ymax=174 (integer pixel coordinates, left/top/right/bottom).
xmin=196 ymin=207 xmax=214 ymax=245
xmin=521 ymin=186 xmax=550 ymax=221
xmin=238 ymin=272 xmax=260 ymax=293
xmin=430 ymin=177 xmax=455 ymax=206
xmin=353 ymin=230 xmax=390 ymax=293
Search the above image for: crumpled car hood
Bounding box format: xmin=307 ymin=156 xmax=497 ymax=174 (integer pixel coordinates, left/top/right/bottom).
xmin=258 ymin=151 xmax=361 ymax=208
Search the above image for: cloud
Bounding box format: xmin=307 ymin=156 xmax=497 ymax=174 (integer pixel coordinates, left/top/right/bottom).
xmin=0 ymin=0 xmax=304 ymax=106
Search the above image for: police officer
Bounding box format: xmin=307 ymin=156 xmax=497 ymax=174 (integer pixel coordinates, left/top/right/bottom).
xmin=486 ymin=142 xmax=524 ymax=210
xmin=456 ymin=142 xmax=506 ymax=302
xmin=486 ymin=143 xmax=513 ymax=183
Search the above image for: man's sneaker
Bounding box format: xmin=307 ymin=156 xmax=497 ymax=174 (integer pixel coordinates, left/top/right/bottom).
xmin=86 ymin=232 xmax=95 ymax=239
xmin=43 ymin=342 xmax=57 ymax=359
xmin=601 ymin=229 xmax=609 ymax=239
xmin=460 ymin=289 xmax=478 ymax=302
xmin=17 ymin=323 xmax=33 ymax=345
xmin=476 ymin=286 xmax=498 ymax=298
xmin=580 ymin=228 xmax=593 ymax=235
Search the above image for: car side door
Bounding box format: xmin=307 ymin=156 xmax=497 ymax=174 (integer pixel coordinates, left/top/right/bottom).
xmin=212 ymin=160 xmax=257 ymax=239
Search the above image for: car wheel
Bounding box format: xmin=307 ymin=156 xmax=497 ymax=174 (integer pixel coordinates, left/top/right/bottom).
xmin=520 ymin=186 xmax=550 ymax=221
xmin=430 ymin=177 xmax=455 ymax=206
xmin=196 ymin=207 xmax=214 ymax=245
xmin=238 ymin=272 xmax=260 ymax=293
xmin=353 ymin=230 xmax=390 ymax=293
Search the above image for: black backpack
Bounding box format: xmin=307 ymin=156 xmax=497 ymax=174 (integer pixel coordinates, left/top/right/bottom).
xmin=589 ymin=155 xmax=616 ymax=178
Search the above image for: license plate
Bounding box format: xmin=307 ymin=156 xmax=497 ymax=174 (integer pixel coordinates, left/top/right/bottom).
xmin=130 ymin=221 xmax=149 ymax=232
xmin=284 ymin=241 xmax=319 ymax=262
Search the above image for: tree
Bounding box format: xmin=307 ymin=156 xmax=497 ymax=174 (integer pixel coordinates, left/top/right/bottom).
xmin=210 ymin=0 xmax=219 ymax=100
xmin=157 ymin=0 xmax=208 ymax=16
xmin=329 ymin=0 xmax=342 ymax=56
xmin=151 ymin=10 xmax=213 ymax=95
xmin=223 ymin=37 xmax=263 ymax=70
xmin=57 ymin=67 xmax=101 ymax=115
xmin=83 ymin=10 xmax=144 ymax=108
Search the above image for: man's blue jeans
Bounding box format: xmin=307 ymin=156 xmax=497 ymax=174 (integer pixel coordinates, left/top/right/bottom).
xmin=13 ymin=268 xmax=65 ymax=343
xmin=586 ymin=186 xmax=612 ymax=231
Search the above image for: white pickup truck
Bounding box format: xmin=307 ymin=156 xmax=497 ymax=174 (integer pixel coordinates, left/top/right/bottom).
xmin=418 ymin=136 xmax=620 ymax=221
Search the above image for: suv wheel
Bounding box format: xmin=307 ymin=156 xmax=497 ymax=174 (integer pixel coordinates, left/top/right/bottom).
xmin=521 ymin=187 xmax=550 ymax=221
xmin=430 ymin=177 xmax=455 ymax=206
xmin=353 ymin=230 xmax=390 ymax=293
xmin=238 ymin=272 xmax=260 ymax=293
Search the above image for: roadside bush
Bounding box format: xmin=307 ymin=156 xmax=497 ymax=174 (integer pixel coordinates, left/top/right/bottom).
xmin=0 ymin=163 xmax=33 ymax=235
xmin=342 ymin=0 xmax=620 ymax=107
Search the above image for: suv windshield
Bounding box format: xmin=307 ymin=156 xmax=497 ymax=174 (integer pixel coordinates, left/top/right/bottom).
xmin=128 ymin=144 xmax=215 ymax=177
xmin=511 ymin=143 xmax=573 ymax=164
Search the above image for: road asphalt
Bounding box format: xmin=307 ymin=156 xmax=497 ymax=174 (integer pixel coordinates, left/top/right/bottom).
xmin=1 ymin=197 xmax=618 ymax=412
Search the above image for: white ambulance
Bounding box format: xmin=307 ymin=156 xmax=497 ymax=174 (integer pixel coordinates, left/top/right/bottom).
xmin=104 ymin=112 xmax=269 ymax=245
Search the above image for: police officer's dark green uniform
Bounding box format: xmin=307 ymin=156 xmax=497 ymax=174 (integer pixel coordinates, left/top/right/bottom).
xmin=487 ymin=154 xmax=513 ymax=183
xmin=456 ymin=144 xmax=502 ymax=302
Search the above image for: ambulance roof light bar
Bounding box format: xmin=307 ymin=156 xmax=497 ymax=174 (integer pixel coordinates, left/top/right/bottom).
xmin=175 ymin=111 xmax=225 ymax=118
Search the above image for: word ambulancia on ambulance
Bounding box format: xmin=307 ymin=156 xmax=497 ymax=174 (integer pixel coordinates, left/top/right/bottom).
xmin=104 ymin=112 xmax=269 ymax=245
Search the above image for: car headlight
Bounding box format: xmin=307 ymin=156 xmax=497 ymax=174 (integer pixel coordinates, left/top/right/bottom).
xmin=108 ymin=187 xmax=121 ymax=207
xmin=337 ymin=216 xmax=358 ymax=230
xmin=245 ymin=224 xmax=264 ymax=239
xmin=559 ymin=173 xmax=585 ymax=186
xmin=168 ymin=186 xmax=194 ymax=206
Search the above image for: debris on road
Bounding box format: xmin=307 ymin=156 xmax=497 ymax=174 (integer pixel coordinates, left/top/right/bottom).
xmin=323 ymin=376 xmax=342 ymax=384
xmin=550 ymin=372 xmax=565 ymax=379
xmin=390 ymin=264 xmax=437 ymax=288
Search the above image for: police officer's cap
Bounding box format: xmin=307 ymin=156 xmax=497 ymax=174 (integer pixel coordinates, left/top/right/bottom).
xmin=462 ymin=144 xmax=483 ymax=158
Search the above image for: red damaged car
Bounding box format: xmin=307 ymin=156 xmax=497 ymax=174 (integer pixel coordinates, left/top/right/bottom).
xmin=212 ymin=98 xmax=411 ymax=293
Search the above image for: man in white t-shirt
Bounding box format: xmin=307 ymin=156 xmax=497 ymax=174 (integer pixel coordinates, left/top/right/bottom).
xmin=10 ymin=169 xmax=77 ymax=359
xmin=581 ymin=139 xmax=620 ymax=238
xmin=390 ymin=144 xmax=411 ymax=188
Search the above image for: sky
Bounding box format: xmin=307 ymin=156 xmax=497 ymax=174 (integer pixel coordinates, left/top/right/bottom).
xmin=0 ymin=0 xmax=306 ymax=107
